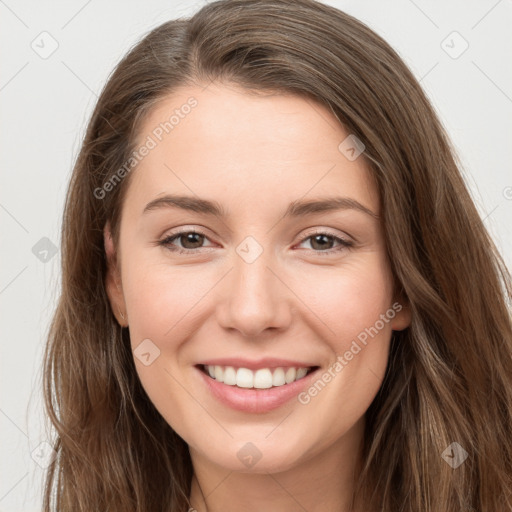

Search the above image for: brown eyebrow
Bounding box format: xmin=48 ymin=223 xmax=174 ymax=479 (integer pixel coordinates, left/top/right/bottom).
xmin=142 ymin=194 xmax=379 ymax=219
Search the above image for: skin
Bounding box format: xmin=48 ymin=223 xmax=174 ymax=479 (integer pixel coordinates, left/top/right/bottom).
xmin=104 ymin=82 xmax=411 ymax=512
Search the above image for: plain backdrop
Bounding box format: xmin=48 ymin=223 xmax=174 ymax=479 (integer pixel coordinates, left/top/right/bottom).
xmin=1 ymin=0 xmax=511 ymax=510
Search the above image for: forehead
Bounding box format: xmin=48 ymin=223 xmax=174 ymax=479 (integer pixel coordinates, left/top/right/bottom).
xmin=124 ymin=82 xmax=379 ymax=219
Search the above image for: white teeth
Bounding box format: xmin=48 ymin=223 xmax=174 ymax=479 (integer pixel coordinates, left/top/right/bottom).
xmin=223 ymin=366 xmax=237 ymax=385
xmin=236 ymin=368 xmax=253 ymax=388
xmin=296 ymin=367 xmax=308 ymax=379
xmin=204 ymin=365 xmax=312 ymax=388
xmin=214 ymin=365 xmax=224 ymax=383
xmin=272 ymin=368 xmax=286 ymax=387
xmin=285 ymin=367 xmax=296 ymax=384
xmin=253 ymin=369 xmax=273 ymax=389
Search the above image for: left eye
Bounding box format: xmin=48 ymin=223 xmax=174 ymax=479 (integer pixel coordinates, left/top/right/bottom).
xmin=158 ymin=230 xmax=352 ymax=255
xmin=296 ymin=232 xmax=352 ymax=253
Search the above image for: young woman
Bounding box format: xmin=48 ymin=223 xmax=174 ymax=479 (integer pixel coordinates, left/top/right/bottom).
xmin=42 ymin=0 xmax=512 ymax=510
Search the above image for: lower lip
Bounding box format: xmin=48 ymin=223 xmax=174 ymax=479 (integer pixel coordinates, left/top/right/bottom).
xmin=196 ymin=366 xmax=318 ymax=413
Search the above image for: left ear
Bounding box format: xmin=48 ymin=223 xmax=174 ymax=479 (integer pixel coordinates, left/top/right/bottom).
xmin=103 ymin=221 xmax=128 ymax=327
xmin=390 ymin=295 xmax=411 ymax=331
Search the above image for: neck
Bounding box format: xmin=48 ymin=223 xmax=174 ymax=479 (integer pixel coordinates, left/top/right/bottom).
xmin=188 ymin=416 xmax=366 ymax=512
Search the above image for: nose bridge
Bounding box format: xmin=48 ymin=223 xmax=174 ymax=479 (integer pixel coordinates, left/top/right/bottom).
xmin=216 ymin=236 xmax=292 ymax=337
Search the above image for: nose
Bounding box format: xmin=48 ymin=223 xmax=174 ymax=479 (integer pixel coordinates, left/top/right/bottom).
xmin=215 ymin=248 xmax=293 ymax=338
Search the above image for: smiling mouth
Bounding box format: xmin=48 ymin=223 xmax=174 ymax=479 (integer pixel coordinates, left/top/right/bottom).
xmin=198 ymin=364 xmax=319 ymax=390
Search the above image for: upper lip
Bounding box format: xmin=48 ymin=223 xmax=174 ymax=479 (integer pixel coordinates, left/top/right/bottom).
xmin=196 ymin=358 xmax=318 ymax=371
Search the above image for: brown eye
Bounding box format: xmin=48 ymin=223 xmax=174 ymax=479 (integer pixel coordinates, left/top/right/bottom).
xmin=159 ymin=229 xmax=213 ymax=254
xmin=309 ymin=234 xmax=336 ymax=250
xmin=297 ymin=231 xmax=353 ymax=255
xmin=175 ymin=232 xmax=205 ymax=249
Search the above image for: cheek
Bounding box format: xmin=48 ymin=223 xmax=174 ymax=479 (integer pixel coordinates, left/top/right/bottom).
xmin=122 ymin=261 xmax=207 ymax=345
xmin=289 ymin=259 xmax=394 ymax=443
xmin=293 ymin=255 xmax=394 ymax=348
xmin=120 ymin=262 xmax=206 ymax=431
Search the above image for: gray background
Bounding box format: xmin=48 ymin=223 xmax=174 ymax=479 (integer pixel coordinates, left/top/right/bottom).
xmin=1 ymin=0 xmax=511 ymax=510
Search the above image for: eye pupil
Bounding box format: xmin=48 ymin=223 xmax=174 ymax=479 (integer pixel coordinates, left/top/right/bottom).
xmin=311 ymin=234 xmax=333 ymax=250
xmin=181 ymin=232 xmax=204 ymax=249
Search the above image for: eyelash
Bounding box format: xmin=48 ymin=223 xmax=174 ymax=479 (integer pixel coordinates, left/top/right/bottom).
xmin=158 ymin=229 xmax=353 ymax=256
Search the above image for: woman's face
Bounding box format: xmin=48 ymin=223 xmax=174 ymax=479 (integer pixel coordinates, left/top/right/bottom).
xmin=105 ymin=82 xmax=410 ymax=473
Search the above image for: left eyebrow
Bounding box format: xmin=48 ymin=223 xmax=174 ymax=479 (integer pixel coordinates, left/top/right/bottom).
xmin=142 ymin=194 xmax=379 ymax=219
xmin=283 ymin=196 xmax=379 ymax=219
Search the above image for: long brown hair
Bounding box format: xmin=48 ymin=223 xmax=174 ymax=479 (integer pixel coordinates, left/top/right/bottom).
xmin=42 ymin=0 xmax=512 ymax=510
